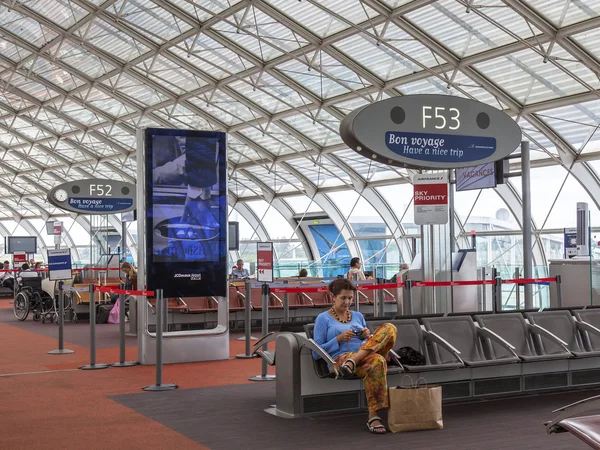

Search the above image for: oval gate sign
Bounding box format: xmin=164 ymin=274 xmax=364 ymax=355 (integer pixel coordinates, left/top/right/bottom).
xmin=47 ymin=179 xmax=136 ymax=214
xmin=339 ymin=95 xmax=522 ymax=169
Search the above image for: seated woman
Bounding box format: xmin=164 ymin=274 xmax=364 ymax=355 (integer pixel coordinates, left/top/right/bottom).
xmin=312 ymin=278 xmax=397 ymax=434
xmin=110 ymin=262 xmax=137 ymax=305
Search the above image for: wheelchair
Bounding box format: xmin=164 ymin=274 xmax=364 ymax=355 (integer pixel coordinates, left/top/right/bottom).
xmin=13 ymin=277 xmax=73 ymax=324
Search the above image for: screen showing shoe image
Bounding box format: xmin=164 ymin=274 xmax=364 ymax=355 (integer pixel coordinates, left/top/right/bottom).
xmin=145 ymin=129 xmax=227 ymax=298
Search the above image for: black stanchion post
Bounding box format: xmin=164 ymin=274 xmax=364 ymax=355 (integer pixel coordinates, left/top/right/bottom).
xmin=48 ymin=281 xmax=74 ymax=355
xmin=143 ymin=289 xmax=177 ymax=391
xmin=406 ymin=280 xmax=413 ymax=315
xmin=250 ymin=283 xmax=275 ymax=382
xmin=377 ymin=278 xmax=385 ymax=318
xmin=80 ymin=284 xmax=109 ymax=370
xmin=556 ymin=274 xmax=563 ymax=308
xmin=112 ymin=283 xmax=139 ymax=367
xmin=236 ymin=279 xmax=257 ymax=359
xmin=494 ymin=276 xmax=503 ymax=314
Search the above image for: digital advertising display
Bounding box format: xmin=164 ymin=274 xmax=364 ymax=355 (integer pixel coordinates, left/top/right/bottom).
xmin=144 ymin=128 xmax=227 ymax=298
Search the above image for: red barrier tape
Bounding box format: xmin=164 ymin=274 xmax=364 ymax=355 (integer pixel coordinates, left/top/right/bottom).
xmin=358 ymin=282 xmax=405 ymax=290
xmin=412 ymin=280 xmax=496 ymax=287
xmin=502 ymin=277 xmax=557 ymax=284
xmin=271 ymin=286 xmax=329 ymax=294
xmin=94 ymin=286 xmax=154 ymax=297
xmin=270 ymin=282 xmax=405 ymax=294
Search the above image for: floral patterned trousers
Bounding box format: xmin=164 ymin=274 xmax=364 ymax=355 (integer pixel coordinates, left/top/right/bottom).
xmin=333 ymin=323 xmax=398 ymax=413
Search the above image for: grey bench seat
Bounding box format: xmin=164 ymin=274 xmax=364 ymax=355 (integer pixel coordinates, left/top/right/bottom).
xmin=475 ymin=313 xmax=572 ymax=361
xmin=422 ymin=315 xmax=520 ymax=367
xmin=368 ymin=319 xmax=464 ymax=371
xmin=527 ymin=311 xmax=600 ymax=358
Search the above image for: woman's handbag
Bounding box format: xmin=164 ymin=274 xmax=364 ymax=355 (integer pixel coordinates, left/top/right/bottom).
xmin=387 ymin=377 xmax=443 ymax=433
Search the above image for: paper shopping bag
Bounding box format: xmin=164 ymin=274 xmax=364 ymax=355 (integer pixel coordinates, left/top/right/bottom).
xmin=387 ymin=384 xmax=443 ymax=432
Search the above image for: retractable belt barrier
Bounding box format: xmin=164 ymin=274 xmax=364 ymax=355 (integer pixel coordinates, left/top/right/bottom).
xmin=502 ymin=277 xmax=558 ymax=285
xmin=411 ymin=280 xmax=496 ymax=287
xmin=269 ymin=282 xmax=406 ymax=294
xmin=48 ymin=282 xmax=78 ymax=355
xmin=94 ymin=286 xmax=141 ymax=369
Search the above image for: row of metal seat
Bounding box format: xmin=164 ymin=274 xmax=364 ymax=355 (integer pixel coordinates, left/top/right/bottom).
xmin=144 ymin=285 xmax=398 ymax=315
xmin=301 ymin=309 xmax=600 ymax=378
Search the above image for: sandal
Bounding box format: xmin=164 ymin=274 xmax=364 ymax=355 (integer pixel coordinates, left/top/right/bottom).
xmin=367 ymin=416 xmax=387 ymax=434
xmin=340 ymin=359 xmax=356 ymax=377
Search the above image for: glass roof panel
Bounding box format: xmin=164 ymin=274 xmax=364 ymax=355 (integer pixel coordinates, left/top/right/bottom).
xmin=170 ymin=34 xmax=255 ymax=79
xmin=0 ymin=6 xmax=59 ymax=46
xmin=265 ymin=0 xmax=378 ymax=38
xmin=75 ymin=19 xmax=151 ymax=62
xmin=136 ymin=55 xmax=208 ymax=95
xmin=573 ymin=27 xmax=600 ymax=60
xmin=536 ymin=99 xmax=600 ymax=154
xmin=168 ymin=0 xmax=243 ymax=22
xmin=275 ymin=55 xmax=351 ymax=99
xmin=0 ymin=38 xmax=32 ymax=63
xmin=239 ymin=124 xmax=306 ymax=157
xmin=333 ymin=22 xmax=442 ymax=81
xmin=283 ymin=195 xmax=323 ymax=213
xmin=522 ymin=0 xmax=600 ymax=27
xmin=24 ymin=0 xmax=89 ymax=29
xmin=282 ymin=113 xmax=342 ymax=147
xmin=106 ymin=0 xmax=193 ymax=44
xmin=228 ymin=75 xmax=308 ymax=114
xmin=474 ymin=45 xmax=600 ymax=104
xmin=406 ymin=0 xmax=539 ymax=57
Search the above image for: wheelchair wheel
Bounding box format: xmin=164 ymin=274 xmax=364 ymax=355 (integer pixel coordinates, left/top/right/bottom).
xmin=13 ymin=292 xmax=30 ymax=321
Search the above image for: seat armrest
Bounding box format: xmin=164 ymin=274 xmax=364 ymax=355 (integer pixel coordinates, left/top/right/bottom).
xmin=238 ymin=292 xmax=251 ymax=310
xmin=252 ymin=331 xmax=279 ymax=350
xmin=576 ymin=321 xmax=600 ymax=337
xmin=300 ymin=292 xmax=315 ymax=306
xmin=388 ymin=349 xmax=405 ymax=370
xmin=528 ymin=323 xmax=571 ymax=353
xmin=477 ymin=326 xmax=519 ymax=358
xmin=293 ymin=335 xmax=339 ymax=377
xmin=546 ymin=394 xmax=600 ymax=433
xmin=423 ymin=330 xmax=464 ymax=365
xmin=270 ymin=293 xmax=284 ymax=307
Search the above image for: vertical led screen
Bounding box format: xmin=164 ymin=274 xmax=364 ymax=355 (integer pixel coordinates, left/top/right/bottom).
xmin=145 ymin=129 xmax=227 ymax=298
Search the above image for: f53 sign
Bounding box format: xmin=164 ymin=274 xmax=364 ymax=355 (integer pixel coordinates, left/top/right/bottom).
xmin=340 ymin=95 xmax=522 ymax=169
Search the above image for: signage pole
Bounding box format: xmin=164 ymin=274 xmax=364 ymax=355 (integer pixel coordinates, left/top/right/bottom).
xmin=250 ymin=283 xmax=275 ymax=382
xmin=236 ymin=279 xmax=258 ymax=359
xmin=521 ymin=141 xmax=533 ymax=309
xmin=111 ymin=284 xmax=139 ymax=367
xmin=448 ymin=171 xmax=455 ymax=313
xmin=79 ymin=284 xmax=109 ymax=370
xmin=143 ymin=289 xmax=178 ymax=391
xmin=48 ymin=281 xmax=74 ymax=355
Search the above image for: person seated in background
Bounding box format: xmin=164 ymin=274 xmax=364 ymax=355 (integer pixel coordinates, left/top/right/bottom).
xmin=33 ymin=262 xmax=42 ymax=270
xmin=312 ymin=278 xmax=397 ymax=434
xmin=389 ymin=263 xmax=409 ymax=283
xmin=18 ymin=264 xmax=40 ymax=286
xmin=110 ymin=262 xmax=137 ymax=305
xmin=0 ymin=261 xmax=14 ymax=290
xmin=346 ymin=257 xmax=366 ymax=281
xmin=231 ymin=259 xmax=250 ymax=278
xmin=298 ymin=268 xmax=308 ymax=277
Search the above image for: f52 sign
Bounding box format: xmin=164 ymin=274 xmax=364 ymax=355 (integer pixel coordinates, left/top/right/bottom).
xmin=340 ymin=95 xmax=522 ymax=169
xmin=47 ymin=179 xmax=136 ymax=214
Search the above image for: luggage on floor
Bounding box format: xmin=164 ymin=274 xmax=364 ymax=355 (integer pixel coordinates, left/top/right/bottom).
xmin=96 ymin=304 xmax=112 ymax=324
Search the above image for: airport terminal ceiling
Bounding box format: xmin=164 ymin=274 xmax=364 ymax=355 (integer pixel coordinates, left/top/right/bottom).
xmin=0 ymin=0 xmax=599 ymax=267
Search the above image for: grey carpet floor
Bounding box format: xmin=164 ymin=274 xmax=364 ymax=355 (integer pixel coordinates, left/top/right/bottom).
xmin=111 ymin=382 xmax=596 ymax=450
